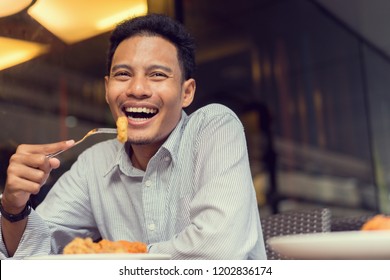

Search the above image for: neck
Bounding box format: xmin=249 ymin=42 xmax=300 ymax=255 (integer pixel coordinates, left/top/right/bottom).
xmin=129 ymin=144 xmax=159 ymax=171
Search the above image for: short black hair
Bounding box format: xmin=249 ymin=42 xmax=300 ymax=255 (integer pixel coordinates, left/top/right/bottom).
xmin=106 ymin=13 xmax=196 ymax=80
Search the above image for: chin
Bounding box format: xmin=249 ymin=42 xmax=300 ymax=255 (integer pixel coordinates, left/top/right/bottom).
xmin=129 ymin=135 xmax=168 ymax=147
xmin=128 ymin=139 xmax=152 ymax=145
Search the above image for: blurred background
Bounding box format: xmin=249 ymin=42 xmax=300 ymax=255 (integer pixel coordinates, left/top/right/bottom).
xmin=1 ymin=0 xmax=390 ymax=219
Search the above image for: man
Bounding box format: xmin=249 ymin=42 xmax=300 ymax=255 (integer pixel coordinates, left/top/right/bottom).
xmin=0 ymin=14 xmax=266 ymax=259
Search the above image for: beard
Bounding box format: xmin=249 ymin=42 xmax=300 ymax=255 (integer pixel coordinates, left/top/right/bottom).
xmin=127 ymin=133 xmax=168 ymax=146
xmin=128 ymin=139 xmax=153 ymax=145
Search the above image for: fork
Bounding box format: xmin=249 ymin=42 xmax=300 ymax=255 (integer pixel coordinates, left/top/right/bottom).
xmin=46 ymin=128 xmax=117 ymax=158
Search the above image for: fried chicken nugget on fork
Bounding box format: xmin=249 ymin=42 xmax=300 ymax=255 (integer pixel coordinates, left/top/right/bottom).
xmin=116 ymin=116 xmax=128 ymax=143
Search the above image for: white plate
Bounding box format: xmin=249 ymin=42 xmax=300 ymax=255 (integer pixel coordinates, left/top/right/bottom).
xmin=25 ymin=253 xmax=171 ymax=260
xmin=267 ymin=230 xmax=390 ymax=259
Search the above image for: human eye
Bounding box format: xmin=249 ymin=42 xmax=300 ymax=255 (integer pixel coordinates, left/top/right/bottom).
xmin=112 ymin=70 xmax=131 ymax=80
xmin=150 ymin=71 xmax=168 ymax=80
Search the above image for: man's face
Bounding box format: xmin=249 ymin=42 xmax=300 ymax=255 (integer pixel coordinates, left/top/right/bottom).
xmin=105 ymin=35 xmax=195 ymax=147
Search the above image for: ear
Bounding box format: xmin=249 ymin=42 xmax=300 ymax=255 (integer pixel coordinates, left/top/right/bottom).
xmin=181 ymin=78 xmax=196 ymax=108
xmin=104 ymin=76 xmax=110 ymax=104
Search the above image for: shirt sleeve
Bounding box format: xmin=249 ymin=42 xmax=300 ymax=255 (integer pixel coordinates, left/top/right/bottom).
xmin=35 ymin=152 xmax=100 ymax=252
xmin=0 ymin=210 xmax=51 ymax=259
xmin=148 ymin=107 xmax=267 ymax=259
xmin=0 ymin=151 xmax=99 ymax=259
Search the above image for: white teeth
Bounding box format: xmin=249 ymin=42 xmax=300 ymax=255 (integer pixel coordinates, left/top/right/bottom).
xmin=125 ymin=107 xmax=157 ymax=114
xmin=128 ymin=117 xmax=150 ymax=122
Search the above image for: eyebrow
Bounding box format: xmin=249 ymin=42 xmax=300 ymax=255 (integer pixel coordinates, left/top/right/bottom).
xmin=146 ymin=64 xmax=173 ymax=74
xmin=110 ymin=64 xmax=131 ymax=73
xmin=110 ymin=64 xmax=173 ymax=74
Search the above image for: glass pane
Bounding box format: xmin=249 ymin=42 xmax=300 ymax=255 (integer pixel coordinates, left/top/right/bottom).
xmin=184 ymin=0 xmax=378 ymax=216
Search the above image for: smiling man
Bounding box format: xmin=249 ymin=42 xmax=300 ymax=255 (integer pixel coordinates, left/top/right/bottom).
xmin=0 ymin=14 xmax=267 ymax=260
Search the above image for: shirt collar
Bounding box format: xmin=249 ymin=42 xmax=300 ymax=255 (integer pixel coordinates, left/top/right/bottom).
xmin=103 ymin=142 xmax=128 ymax=177
xmin=160 ymin=110 xmax=187 ymax=165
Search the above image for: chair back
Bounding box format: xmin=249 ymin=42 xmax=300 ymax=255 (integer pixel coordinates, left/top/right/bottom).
xmin=261 ymin=208 xmax=331 ymax=259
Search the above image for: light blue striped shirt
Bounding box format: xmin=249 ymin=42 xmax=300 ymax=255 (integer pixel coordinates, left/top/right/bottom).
xmin=0 ymin=104 xmax=266 ymax=259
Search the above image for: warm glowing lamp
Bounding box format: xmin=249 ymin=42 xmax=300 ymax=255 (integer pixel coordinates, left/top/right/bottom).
xmin=0 ymin=37 xmax=49 ymax=71
xmin=0 ymin=0 xmax=33 ymax=17
xmin=28 ymin=0 xmax=148 ymax=44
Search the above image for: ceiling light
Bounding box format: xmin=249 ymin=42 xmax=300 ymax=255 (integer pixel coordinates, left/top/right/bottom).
xmin=0 ymin=37 xmax=49 ymax=71
xmin=27 ymin=0 xmax=148 ymax=44
xmin=0 ymin=0 xmax=33 ymax=17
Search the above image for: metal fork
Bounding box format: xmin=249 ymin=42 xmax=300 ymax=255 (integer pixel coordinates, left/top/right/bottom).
xmin=46 ymin=128 xmax=117 ymax=158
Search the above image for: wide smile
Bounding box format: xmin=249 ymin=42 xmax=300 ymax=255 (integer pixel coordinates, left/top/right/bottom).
xmin=122 ymin=106 xmax=159 ymax=121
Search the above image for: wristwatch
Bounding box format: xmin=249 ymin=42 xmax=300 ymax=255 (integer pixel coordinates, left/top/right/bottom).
xmin=0 ymin=199 xmax=32 ymax=223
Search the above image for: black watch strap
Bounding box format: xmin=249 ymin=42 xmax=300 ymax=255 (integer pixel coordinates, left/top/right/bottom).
xmin=0 ymin=199 xmax=32 ymax=223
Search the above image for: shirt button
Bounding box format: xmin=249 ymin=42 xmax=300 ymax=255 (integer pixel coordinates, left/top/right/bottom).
xmin=145 ymin=180 xmax=153 ymax=187
xmin=148 ymin=223 xmax=156 ymax=231
xmin=164 ymin=156 xmax=170 ymax=162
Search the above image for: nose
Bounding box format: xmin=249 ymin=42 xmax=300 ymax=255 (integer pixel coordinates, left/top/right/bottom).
xmin=126 ymin=76 xmax=151 ymax=98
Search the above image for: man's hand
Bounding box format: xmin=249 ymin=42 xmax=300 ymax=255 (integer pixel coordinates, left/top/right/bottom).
xmin=2 ymin=140 xmax=75 ymax=213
